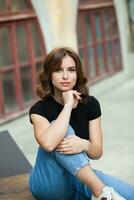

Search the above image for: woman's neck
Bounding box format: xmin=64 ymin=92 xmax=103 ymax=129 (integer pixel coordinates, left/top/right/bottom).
xmin=53 ymin=91 xmax=64 ymax=105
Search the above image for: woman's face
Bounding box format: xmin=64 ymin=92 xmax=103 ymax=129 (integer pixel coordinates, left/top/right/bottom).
xmin=51 ymin=55 xmax=77 ymax=94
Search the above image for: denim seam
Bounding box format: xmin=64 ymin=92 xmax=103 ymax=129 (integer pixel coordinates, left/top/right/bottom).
xmin=74 ymin=161 xmax=90 ymax=176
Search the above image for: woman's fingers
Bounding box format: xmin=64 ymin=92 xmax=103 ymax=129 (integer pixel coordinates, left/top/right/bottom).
xmin=73 ymin=91 xmax=82 ymax=100
xmin=56 ymin=147 xmax=78 ymax=154
xmin=56 ymin=146 xmax=72 ymax=153
xmin=57 ymin=143 xmax=71 ymax=150
xmin=63 ymin=135 xmax=74 ymax=141
xmin=62 ymin=90 xmax=81 ymax=106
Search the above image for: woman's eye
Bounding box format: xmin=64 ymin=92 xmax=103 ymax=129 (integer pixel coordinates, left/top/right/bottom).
xmin=55 ymin=69 xmax=61 ymax=72
xmin=69 ymin=68 xmax=76 ymax=72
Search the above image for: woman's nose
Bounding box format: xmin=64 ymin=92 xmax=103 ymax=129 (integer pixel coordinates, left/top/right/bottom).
xmin=62 ymin=72 xmax=68 ymax=80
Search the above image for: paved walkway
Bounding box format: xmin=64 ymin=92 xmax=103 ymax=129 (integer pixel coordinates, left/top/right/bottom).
xmin=0 ymin=78 xmax=134 ymax=185
xmin=92 ymin=78 xmax=134 ymax=185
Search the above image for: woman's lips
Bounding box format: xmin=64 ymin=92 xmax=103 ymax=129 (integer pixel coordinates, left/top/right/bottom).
xmin=60 ymin=82 xmax=71 ymax=86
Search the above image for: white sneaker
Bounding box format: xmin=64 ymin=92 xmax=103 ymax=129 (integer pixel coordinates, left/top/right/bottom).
xmin=98 ymin=186 xmax=126 ymax=200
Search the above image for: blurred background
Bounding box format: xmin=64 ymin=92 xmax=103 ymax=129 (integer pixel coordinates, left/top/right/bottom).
xmin=0 ymin=0 xmax=134 ymax=185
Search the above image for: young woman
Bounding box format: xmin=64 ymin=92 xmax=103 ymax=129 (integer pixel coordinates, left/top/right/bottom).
xmin=29 ymin=47 xmax=134 ymax=200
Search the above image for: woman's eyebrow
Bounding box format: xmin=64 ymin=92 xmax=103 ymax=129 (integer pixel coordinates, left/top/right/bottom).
xmin=68 ymin=66 xmax=76 ymax=68
xmin=60 ymin=66 xmax=76 ymax=69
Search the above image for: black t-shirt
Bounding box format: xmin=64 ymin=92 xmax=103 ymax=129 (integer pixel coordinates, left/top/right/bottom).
xmin=29 ymin=95 xmax=101 ymax=140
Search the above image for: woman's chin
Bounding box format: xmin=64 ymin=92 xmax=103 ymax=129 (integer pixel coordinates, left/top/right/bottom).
xmin=61 ymin=88 xmax=71 ymax=92
xmin=59 ymin=86 xmax=73 ymax=92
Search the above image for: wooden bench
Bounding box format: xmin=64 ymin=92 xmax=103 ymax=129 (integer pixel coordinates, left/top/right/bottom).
xmin=0 ymin=173 xmax=35 ymax=200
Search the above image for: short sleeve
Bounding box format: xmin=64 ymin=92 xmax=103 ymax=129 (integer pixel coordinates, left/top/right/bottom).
xmin=86 ymin=96 xmax=101 ymax=121
xmin=29 ymin=101 xmax=47 ymax=124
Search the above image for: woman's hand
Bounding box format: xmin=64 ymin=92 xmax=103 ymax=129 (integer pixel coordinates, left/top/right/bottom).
xmin=62 ymin=90 xmax=81 ymax=108
xmin=56 ymin=135 xmax=88 ymax=154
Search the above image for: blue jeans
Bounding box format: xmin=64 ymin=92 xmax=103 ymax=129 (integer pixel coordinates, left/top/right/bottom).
xmin=29 ymin=124 xmax=134 ymax=200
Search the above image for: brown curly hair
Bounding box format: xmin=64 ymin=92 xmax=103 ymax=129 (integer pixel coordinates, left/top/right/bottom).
xmin=36 ymin=47 xmax=89 ymax=102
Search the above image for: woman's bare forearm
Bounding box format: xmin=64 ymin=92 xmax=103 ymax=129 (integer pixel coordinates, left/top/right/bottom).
xmin=82 ymin=139 xmax=103 ymax=159
xmin=40 ymin=103 xmax=72 ymax=151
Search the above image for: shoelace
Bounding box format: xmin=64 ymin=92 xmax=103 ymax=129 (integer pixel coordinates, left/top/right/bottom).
xmin=99 ymin=187 xmax=126 ymax=200
xmin=99 ymin=188 xmax=112 ymax=200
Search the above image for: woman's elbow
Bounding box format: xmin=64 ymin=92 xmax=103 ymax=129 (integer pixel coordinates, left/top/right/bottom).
xmin=96 ymin=151 xmax=103 ymax=159
xmin=91 ymin=148 xmax=103 ymax=160
xmin=96 ymin=148 xmax=103 ymax=159
xmin=42 ymin=141 xmax=55 ymax=152
xmin=37 ymin=137 xmax=55 ymax=152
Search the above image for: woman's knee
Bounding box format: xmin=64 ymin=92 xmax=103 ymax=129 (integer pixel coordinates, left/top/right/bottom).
xmin=50 ymin=122 xmax=90 ymax=176
xmin=66 ymin=124 xmax=75 ymax=136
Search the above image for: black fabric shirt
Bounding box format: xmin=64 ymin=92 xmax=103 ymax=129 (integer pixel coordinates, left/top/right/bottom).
xmin=29 ymin=95 xmax=101 ymax=140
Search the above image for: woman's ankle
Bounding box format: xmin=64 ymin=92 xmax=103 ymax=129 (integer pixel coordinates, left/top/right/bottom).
xmin=76 ymin=165 xmax=105 ymax=197
xmin=92 ymin=185 xmax=105 ymax=197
